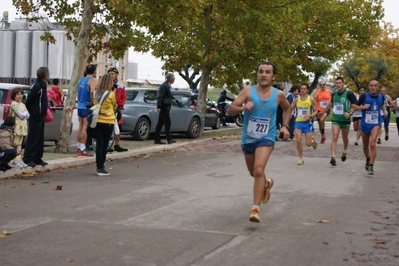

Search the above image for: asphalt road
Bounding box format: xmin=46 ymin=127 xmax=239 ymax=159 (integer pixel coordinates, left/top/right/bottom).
xmin=1 ymin=126 xmax=399 ymax=266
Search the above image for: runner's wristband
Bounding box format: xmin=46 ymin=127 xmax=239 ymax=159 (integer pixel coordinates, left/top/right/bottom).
xmin=282 ymin=124 xmax=289 ymax=129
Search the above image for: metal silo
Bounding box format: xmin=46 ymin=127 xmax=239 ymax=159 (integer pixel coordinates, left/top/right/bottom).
xmin=30 ymin=31 xmax=48 ymax=80
xmin=48 ymin=30 xmax=65 ymax=80
xmin=64 ymin=36 xmax=75 ymax=82
xmin=14 ymin=31 xmax=32 ymax=84
xmin=0 ymin=31 xmax=16 ymax=83
xmin=10 ymin=19 xmax=28 ymax=30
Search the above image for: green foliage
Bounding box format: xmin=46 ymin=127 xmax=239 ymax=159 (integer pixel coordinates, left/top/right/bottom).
xmin=338 ymin=23 xmax=399 ymax=99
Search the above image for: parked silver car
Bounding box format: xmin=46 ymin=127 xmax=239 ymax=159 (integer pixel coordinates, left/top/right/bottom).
xmin=0 ymin=83 xmax=71 ymax=145
xmin=122 ymin=88 xmax=205 ymax=140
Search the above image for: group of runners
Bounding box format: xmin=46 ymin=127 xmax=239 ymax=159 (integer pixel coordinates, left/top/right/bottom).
xmin=227 ymin=61 xmax=395 ymax=223
xmin=291 ymin=77 xmax=393 ymax=176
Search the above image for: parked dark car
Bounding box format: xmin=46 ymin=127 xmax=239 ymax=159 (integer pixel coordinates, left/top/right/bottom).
xmin=0 ymin=83 xmax=72 ymax=145
xmin=171 ymin=90 xmax=221 ymax=130
xmin=121 ymin=88 xmax=205 ymax=140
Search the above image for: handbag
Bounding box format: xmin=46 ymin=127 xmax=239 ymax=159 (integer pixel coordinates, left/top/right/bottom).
xmin=87 ymin=91 xmax=110 ymax=128
xmin=45 ymin=107 xmax=53 ymax=123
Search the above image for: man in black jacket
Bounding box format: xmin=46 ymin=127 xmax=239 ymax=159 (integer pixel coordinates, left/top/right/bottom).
xmin=23 ymin=67 xmax=49 ymax=167
xmin=154 ymin=73 xmax=175 ymax=144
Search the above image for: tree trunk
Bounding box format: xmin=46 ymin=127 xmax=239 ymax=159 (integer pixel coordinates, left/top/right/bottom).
xmin=197 ymin=65 xmax=212 ymax=134
xmin=55 ymin=0 xmax=95 ymax=153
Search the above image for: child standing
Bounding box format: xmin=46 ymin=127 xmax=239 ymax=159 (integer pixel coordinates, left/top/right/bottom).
xmin=50 ymin=78 xmax=64 ymax=106
xmin=9 ymin=88 xmax=29 ymax=168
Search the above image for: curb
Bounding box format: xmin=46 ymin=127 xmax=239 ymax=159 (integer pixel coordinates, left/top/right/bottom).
xmin=0 ymin=137 xmax=222 ymax=179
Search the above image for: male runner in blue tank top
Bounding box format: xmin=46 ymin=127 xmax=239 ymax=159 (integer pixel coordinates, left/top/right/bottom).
xmin=353 ymin=80 xmax=388 ymax=175
xmin=227 ymin=61 xmax=291 ymax=223
xmin=76 ymin=64 xmax=96 ymax=156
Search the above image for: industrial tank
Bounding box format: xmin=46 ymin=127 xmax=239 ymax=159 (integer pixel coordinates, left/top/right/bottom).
xmin=30 ymin=31 xmax=48 ymax=80
xmin=10 ymin=19 xmax=28 ymax=30
xmin=0 ymin=31 xmax=16 ymax=83
xmin=63 ymin=35 xmax=75 ymax=80
xmin=47 ymin=30 xmax=65 ymax=80
xmin=14 ymin=31 xmax=32 ymax=84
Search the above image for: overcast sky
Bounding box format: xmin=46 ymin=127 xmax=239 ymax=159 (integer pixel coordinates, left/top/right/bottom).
xmin=2 ymin=0 xmax=399 ymax=88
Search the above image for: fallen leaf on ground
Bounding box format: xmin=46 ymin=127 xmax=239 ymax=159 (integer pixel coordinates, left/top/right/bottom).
xmin=371 ymin=239 xmax=386 ymax=244
xmin=55 ymin=185 xmax=63 ymax=190
xmin=4 ymin=204 xmax=10 ymax=207
xmin=2 ymin=230 xmax=12 ymax=235
xmin=31 ymin=182 xmax=36 ymax=186
xmin=316 ymin=220 xmax=329 ymax=224
xmin=0 ymin=235 xmax=6 ymax=239
xmin=66 ymin=259 xmax=74 ymax=262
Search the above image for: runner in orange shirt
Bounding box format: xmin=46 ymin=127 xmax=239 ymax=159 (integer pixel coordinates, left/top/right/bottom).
xmin=314 ymin=80 xmax=332 ymax=144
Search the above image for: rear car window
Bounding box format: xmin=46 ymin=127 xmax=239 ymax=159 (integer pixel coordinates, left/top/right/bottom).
xmin=126 ymin=90 xmax=138 ymax=101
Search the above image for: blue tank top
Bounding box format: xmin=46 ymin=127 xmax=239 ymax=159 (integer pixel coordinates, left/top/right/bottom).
xmin=242 ymin=86 xmax=278 ymax=145
xmin=361 ymin=92 xmax=383 ymax=128
xmin=77 ymin=77 xmax=92 ymax=109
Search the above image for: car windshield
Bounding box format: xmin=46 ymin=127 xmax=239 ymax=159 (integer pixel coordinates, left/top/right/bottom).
xmin=173 ymin=95 xmax=191 ymax=105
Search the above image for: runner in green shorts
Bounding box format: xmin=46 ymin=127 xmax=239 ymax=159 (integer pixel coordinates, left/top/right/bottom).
xmin=319 ymin=77 xmax=357 ymax=166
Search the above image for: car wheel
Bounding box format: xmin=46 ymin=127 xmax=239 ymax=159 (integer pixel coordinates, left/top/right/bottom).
xmin=133 ymin=117 xmax=150 ymax=140
xmin=212 ymin=116 xmax=221 ymax=130
xmin=186 ymin=117 xmax=201 ymax=138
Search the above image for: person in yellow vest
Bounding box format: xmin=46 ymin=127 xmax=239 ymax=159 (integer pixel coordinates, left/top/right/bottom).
xmin=291 ymin=83 xmax=318 ymax=165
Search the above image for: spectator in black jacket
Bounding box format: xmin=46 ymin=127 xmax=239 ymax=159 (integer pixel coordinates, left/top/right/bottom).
xmin=275 ymin=82 xmax=285 ymax=139
xmin=217 ymin=89 xmax=235 ymax=126
xmin=154 ymin=73 xmax=175 ymax=144
xmin=23 ymin=67 xmax=49 ymax=167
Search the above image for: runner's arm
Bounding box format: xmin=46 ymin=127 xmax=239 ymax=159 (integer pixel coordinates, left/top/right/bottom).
xmin=227 ymin=86 xmax=251 ymax=115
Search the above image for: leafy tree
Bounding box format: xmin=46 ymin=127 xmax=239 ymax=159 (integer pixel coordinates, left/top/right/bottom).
xmin=129 ymin=0 xmax=383 ymax=116
xmin=13 ymin=0 xmax=141 ymax=152
xmin=338 ymin=23 xmax=399 ymax=98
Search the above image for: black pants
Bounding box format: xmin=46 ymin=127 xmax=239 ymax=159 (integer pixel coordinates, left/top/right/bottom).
xmin=154 ymin=107 xmax=171 ymax=141
xmin=23 ymin=117 xmax=44 ymax=163
xmin=0 ymin=149 xmax=17 ymax=164
xmin=94 ymin=122 xmax=113 ymax=170
xmin=396 ymin=117 xmax=399 ymax=135
xmin=289 ymin=115 xmax=295 ymax=139
xmin=276 ymin=106 xmax=283 ymax=130
xmin=86 ymin=126 xmax=93 ymax=147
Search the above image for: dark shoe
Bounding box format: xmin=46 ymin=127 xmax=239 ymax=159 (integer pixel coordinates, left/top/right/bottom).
xmin=96 ymin=168 xmax=110 ymax=176
xmin=0 ymin=163 xmax=12 ymax=170
xmin=86 ymin=145 xmax=94 ymax=151
xmin=385 ymin=135 xmax=389 ymax=141
xmin=107 ymin=148 xmax=114 ymax=153
xmin=25 ymin=161 xmax=36 ymax=167
xmin=154 ymin=140 xmax=166 ymax=144
xmin=114 ymin=145 xmax=128 ymax=152
xmin=34 ymin=160 xmax=48 ymax=166
xmin=377 ymin=138 xmax=381 ymax=144
xmin=0 ymin=165 xmax=9 ymax=172
xmin=367 ymin=165 xmax=374 ymax=175
xmin=167 ymin=139 xmax=176 ymax=144
xmin=222 ymin=123 xmax=228 ymax=126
